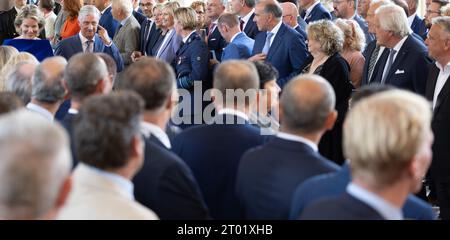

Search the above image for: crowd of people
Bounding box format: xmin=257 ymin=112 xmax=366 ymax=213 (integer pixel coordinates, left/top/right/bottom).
xmin=0 ymin=0 xmax=449 ymax=220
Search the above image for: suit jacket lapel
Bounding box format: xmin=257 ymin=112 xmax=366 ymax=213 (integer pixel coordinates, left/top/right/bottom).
xmin=384 ymin=36 xmax=412 ymax=83
xmin=158 ymin=29 xmax=174 ymax=57
xmin=74 ymin=35 xmax=84 ymax=53
xmin=434 ymin=74 xmax=450 ymax=115
xmin=94 ymin=35 xmax=103 ymax=52
xmin=266 ymin=24 xmax=286 ymax=60
xmin=426 ymin=64 xmax=439 ymax=101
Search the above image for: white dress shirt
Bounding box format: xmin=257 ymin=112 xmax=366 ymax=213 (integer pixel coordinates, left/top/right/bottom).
xmin=140 ymin=121 xmax=172 ymax=149
xmin=79 ymin=32 xmax=94 ymax=53
xmin=382 ymin=36 xmax=408 ymax=81
xmin=433 ymin=61 xmax=450 ymax=109
xmin=347 ymin=183 xmax=403 ymax=220
xmin=240 ymin=9 xmax=255 ymax=30
xmin=26 ymin=102 xmax=54 ymax=122
xmin=268 ymin=21 xmax=283 ymax=47
xmin=304 ymin=1 xmax=321 ymax=20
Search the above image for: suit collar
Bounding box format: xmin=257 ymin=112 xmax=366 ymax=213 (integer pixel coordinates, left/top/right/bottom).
xmin=305 ymin=1 xmax=321 ymax=19
xmin=230 ymin=32 xmax=244 ymax=43
xmin=269 ymin=136 xmax=318 ymax=155
xmin=266 ymin=23 xmax=287 ymax=59
xmin=383 ymin=35 xmax=412 ymax=82
xmin=177 ymin=32 xmax=199 ymax=56
xmin=276 ymin=132 xmax=318 ymax=152
xmin=101 ymin=5 xmax=112 ymax=15
xmin=430 ymin=64 xmax=450 ymax=114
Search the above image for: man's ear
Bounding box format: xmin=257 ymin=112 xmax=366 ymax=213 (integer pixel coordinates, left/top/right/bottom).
xmin=324 ymin=110 xmax=338 ymax=131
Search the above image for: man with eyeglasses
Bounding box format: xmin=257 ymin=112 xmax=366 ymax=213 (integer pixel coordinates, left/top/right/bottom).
xmin=280 ymin=2 xmax=307 ymax=41
xmin=55 ymin=5 xmax=124 ymax=72
xmin=333 ymin=0 xmax=374 ymax=45
xmin=425 ymin=0 xmax=449 ymax=28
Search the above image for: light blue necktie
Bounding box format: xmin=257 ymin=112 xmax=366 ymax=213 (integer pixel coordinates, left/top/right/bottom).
xmin=262 ymin=32 xmax=274 ymax=54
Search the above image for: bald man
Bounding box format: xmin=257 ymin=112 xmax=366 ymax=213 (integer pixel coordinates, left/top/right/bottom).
xmin=27 ymin=57 xmax=67 ymax=122
xmin=280 ymin=2 xmax=307 ymax=41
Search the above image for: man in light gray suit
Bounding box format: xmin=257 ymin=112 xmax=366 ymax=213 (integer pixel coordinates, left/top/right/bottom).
xmin=111 ymin=0 xmax=140 ymax=66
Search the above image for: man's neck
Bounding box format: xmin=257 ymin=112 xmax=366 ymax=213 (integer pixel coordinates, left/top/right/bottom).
xmin=384 ymin=36 xmax=402 ymax=49
xmin=344 ymin=9 xmax=356 ymax=19
xmin=70 ymin=100 xmax=82 ymax=110
xmin=31 ymin=99 xmax=60 ymax=116
xmin=142 ymin=111 xmax=167 ymax=132
xmin=304 ymin=0 xmax=317 ymax=9
xmin=267 ymin=20 xmax=280 ymax=32
xmin=280 ymin=126 xmax=322 ymax=145
xmin=437 ymin=56 xmax=450 ymax=68
xmin=353 ymin=178 xmax=410 ymax=209
xmin=226 ymin=29 xmax=240 ymax=43
xmin=239 ymin=6 xmax=252 ymax=17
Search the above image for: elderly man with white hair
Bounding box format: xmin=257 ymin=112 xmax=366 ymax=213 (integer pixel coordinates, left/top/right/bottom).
xmin=55 ymin=5 xmax=124 ymax=72
xmin=368 ymin=4 xmax=431 ymax=95
xmin=0 ymin=110 xmax=72 ymax=219
xmin=112 ymin=0 xmax=140 ymax=66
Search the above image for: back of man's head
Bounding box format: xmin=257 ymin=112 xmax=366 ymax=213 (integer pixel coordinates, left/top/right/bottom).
xmin=64 ymin=53 xmax=109 ymax=102
xmin=218 ymin=13 xmax=239 ymax=28
xmin=32 ymin=56 xmax=67 ymax=104
xmin=0 ymin=110 xmax=72 ymax=219
xmin=121 ymin=57 xmax=175 ymax=111
xmin=0 ymin=92 xmax=23 ymax=115
xmin=5 ymin=61 xmax=36 ymax=104
xmin=213 ymin=60 xmax=259 ymax=108
xmin=280 ymin=74 xmax=336 ymax=134
xmin=344 ymin=90 xmax=432 ymax=188
xmin=74 ymin=91 xmax=145 ymax=171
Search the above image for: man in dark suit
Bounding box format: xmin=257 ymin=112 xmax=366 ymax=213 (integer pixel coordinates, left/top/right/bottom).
xmin=172 ymin=61 xmax=264 ymax=219
xmin=300 ymin=89 xmax=434 ymax=220
xmin=365 ymin=4 xmax=431 ymax=95
xmin=55 ymin=5 xmax=124 ymax=72
xmin=131 ymin=0 xmax=160 ymax=60
xmin=96 ymin=0 xmax=119 ymax=39
xmin=0 ymin=0 xmax=26 ymax=44
xmin=120 ymin=57 xmax=210 ymax=220
xmin=424 ymin=17 xmax=450 ymax=220
xmin=59 ymin=53 xmax=112 ymax=168
xmin=230 ymin=0 xmax=260 ymax=39
xmin=333 ymin=0 xmax=374 ymax=44
xmin=217 ymin=13 xmax=254 ymax=61
xmin=298 ymin=0 xmax=331 ymax=24
xmin=251 ymin=0 xmax=308 ymax=88
xmin=280 ymin=2 xmax=307 ymax=41
xmin=236 ymin=74 xmax=340 ymax=219
xmin=206 ymin=0 xmax=227 ymax=61
xmin=406 ymin=0 xmax=428 ymax=39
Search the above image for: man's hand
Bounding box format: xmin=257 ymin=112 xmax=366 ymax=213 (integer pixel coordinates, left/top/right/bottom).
xmin=131 ymin=51 xmax=143 ymax=62
xmin=248 ymin=53 xmax=267 ymax=62
xmin=97 ymin=25 xmax=112 ymax=46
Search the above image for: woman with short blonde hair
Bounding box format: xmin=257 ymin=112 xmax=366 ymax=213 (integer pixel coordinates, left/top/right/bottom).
xmin=14 ymin=4 xmax=46 ymax=39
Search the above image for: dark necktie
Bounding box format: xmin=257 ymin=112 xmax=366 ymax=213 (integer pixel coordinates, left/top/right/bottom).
xmin=381 ymin=49 xmax=397 ymax=84
xmin=370 ymin=48 xmax=390 ymax=84
xmin=367 ymin=44 xmax=381 ymax=82
xmin=240 ymin=19 xmax=245 ymax=31
xmin=300 ymin=10 xmax=307 ymax=19
xmin=208 ymin=23 xmax=216 ymax=38
xmin=85 ymin=40 xmax=93 ymax=53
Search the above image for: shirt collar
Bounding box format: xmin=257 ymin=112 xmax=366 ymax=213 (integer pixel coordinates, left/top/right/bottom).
xmin=347 ymin=182 xmax=403 ymax=220
xmin=230 ymin=32 xmax=241 ymax=43
xmin=218 ymin=108 xmax=249 ymax=121
xmin=241 ymin=8 xmax=255 ymax=23
xmin=101 ymin=4 xmax=112 ymax=15
xmin=84 ymin=163 xmax=135 ymax=201
xmin=269 ymin=20 xmax=282 ymax=36
xmin=79 ymin=32 xmax=94 ymax=43
xmin=26 ymin=102 xmax=54 ymax=122
xmin=392 ymin=35 xmax=408 ymax=52
xmin=306 ymin=1 xmax=321 ymax=16
xmin=435 ymin=61 xmax=450 ymax=73
xmin=121 ymin=16 xmax=130 ymax=27
xmin=68 ymin=108 xmax=79 ymax=114
xmin=140 ymin=121 xmax=171 ymax=149
xmin=407 ymin=13 xmax=416 ymax=27
xmin=276 ymin=132 xmax=318 ymax=152
xmin=14 ymin=6 xmax=23 ymax=14
xmin=182 ymin=30 xmax=196 ymax=43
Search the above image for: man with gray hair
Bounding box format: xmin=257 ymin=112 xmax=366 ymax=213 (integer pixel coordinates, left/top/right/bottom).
xmin=173 ymin=60 xmax=264 ymax=219
xmin=55 ymin=5 xmax=124 ymax=72
xmin=301 ymin=90 xmax=433 ymax=219
xmin=206 ymin=0 xmax=227 ymax=61
xmin=0 ymin=110 xmax=72 ymax=219
xmin=369 ymin=4 xmax=431 ymax=95
xmin=236 ymin=74 xmax=340 ymax=219
xmin=5 ymin=61 xmax=37 ymax=104
xmin=406 ymin=0 xmax=428 ymax=39
xmin=111 ymin=0 xmax=140 ymax=66
xmin=27 ymin=56 xmax=67 ymax=122
xmin=425 ymin=16 xmax=450 ymax=220
xmin=60 ymin=53 xmax=112 ymax=167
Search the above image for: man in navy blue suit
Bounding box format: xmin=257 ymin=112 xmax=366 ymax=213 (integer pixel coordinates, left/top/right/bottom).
xmin=120 ymin=57 xmax=210 ymax=220
xmin=406 ymin=0 xmax=428 ymax=39
xmin=367 ymin=4 xmax=431 ymax=95
xmin=280 ymin=2 xmax=307 ymax=41
xmin=251 ymin=0 xmax=308 ymax=88
xmin=230 ymin=0 xmax=260 ymax=39
xmin=55 ymin=5 xmax=124 ymax=72
xmin=95 ymin=0 xmax=119 ymax=39
xmin=217 ymin=13 xmax=254 ymax=61
xmin=300 ymin=89 xmax=434 ymax=220
xmin=236 ymin=74 xmax=340 ymax=219
xmin=298 ymin=0 xmax=331 ymax=24
xmin=172 ymin=61 xmax=264 ymax=219
xmin=291 ymin=85 xmax=437 ymax=220
xmin=333 ymin=0 xmax=374 ymax=44
xmin=59 ymin=53 xmax=112 ymax=168
xmin=206 ymin=0 xmax=227 ymax=61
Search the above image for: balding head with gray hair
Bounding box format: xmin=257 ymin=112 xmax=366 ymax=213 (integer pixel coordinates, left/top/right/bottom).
xmin=280 ymin=74 xmax=336 ymax=134
xmin=0 ymin=110 xmax=72 ymax=219
xmin=112 ymin=0 xmax=133 ymax=17
xmin=32 ymin=56 xmax=67 ymax=104
xmin=64 ymin=53 xmax=109 ymax=102
xmin=5 ymin=61 xmax=37 ymax=104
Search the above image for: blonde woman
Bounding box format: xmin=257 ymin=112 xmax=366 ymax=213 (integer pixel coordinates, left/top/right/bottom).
xmin=0 ymin=52 xmax=38 ymax=91
xmin=335 ymin=18 xmax=366 ymax=88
